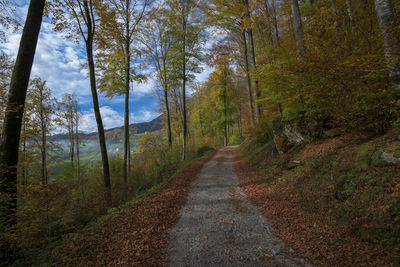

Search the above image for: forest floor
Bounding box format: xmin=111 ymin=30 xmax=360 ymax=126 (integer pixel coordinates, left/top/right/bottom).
xmin=29 ymin=151 xmax=217 ymax=266
xmin=235 ymin=129 xmax=400 ymax=266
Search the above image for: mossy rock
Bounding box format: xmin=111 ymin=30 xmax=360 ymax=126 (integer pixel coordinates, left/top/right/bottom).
xmin=287 ymin=160 xmax=301 ymax=170
xmin=354 ymin=145 xmax=375 ymax=171
xmin=355 ymin=160 xmax=369 ymax=171
xmin=372 ymin=150 xmax=387 ymax=167
xmin=324 ymin=128 xmax=344 ymax=138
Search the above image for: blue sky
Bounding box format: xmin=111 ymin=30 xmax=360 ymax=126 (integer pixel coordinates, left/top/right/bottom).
xmin=1 ymin=2 xmax=214 ymax=133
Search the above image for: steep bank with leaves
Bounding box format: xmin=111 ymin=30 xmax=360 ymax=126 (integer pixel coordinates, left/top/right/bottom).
xmin=236 ymin=128 xmax=400 ymax=265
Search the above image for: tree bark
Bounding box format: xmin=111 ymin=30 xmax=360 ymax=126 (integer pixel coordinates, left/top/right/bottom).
xmin=83 ymin=0 xmax=111 ymax=201
xmin=346 ymin=0 xmax=355 ymax=30
xmin=39 ymin=87 xmax=47 ymax=184
xmin=290 ymin=0 xmax=306 ymax=58
xmin=123 ymin=34 xmax=130 ymax=184
xmin=75 ymin=108 xmax=80 ymax=180
xmin=243 ymin=0 xmax=261 ymax=121
xmin=0 ymin=0 xmax=45 ymax=230
xmin=374 ymin=0 xmax=400 ymax=87
xmin=247 ymin=29 xmax=261 ymax=121
xmin=182 ymin=15 xmax=187 ymax=161
xmin=223 ymin=85 xmax=227 ymax=146
xmin=241 ymin=29 xmax=255 ymax=126
xmin=162 ymin=57 xmax=172 ymax=148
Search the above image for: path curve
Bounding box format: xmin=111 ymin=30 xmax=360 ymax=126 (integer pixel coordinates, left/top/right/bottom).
xmin=167 ymin=147 xmax=309 ymax=266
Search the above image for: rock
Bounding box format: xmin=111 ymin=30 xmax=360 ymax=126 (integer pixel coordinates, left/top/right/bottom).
xmin=287 ymin=160 xmax=301 ymax=170
xmin=283 ymin=125 xmax=305 ymax=143
xmin=381 ymin=151 xmax=400 ymax=164
xmin=324 ymin=128 xmax=343 ymax=137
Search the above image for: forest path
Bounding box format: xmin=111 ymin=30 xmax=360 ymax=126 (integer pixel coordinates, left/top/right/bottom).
xmin=167 ymin=146 xmax=308 ymax=266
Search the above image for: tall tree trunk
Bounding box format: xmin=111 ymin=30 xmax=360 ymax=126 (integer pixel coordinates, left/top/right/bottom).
xmin=41 ymin=122 xmax=47 ymax=185
xmin=224 ymin=87 xmax=227 ymax=146
xmin=164 ymin=86 xmax=172 ymax=148
xmin=346 ymin=0 xmax=355 ymax=30
xmin=40 ymin=93 xmax=47 ymax=184
xmin=163 ymin=59 xmax=172 ymax=148
xmin=241 ymin=29 xmax=255 ymax=126
xmin=69 ymin=120 xmax=74 ymax=165
xmin=22 ymin=121 xmax=26 ymax=186
xmin=374 ymin=0 xmax=400 ymax=87
xmin=182 ymin=16 xmax=187 ymax=161
xmin=75 ymin=114 xmax=80 ymax=180
xmin=244 ymin=0 xmax=261 ymax=121
xmin=247 ymin=29 xmax=261 ymax=121
xmin=123 ymin=36 xmax=130 ymax=184
xmin=0 ymin=0 xmax=45 ymax=233
xmin=290 ymin=0 xmax=306 ymax=58
xmin=84 ymin=0 xmax=111 ymax=201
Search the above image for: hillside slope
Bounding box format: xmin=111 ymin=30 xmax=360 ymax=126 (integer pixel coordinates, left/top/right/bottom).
xmin=236 ymin=128 xmax=400 ymax=265
xmin=52 ymin=115 xmax=162 ymax=142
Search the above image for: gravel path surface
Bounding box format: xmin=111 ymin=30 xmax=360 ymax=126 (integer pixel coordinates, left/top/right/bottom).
xmin=167 ymin=147 xmax=309 ymax=266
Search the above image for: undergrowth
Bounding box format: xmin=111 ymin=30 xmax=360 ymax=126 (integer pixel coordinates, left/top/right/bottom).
xmin=239 ymin=127 xmax=400 ymax=261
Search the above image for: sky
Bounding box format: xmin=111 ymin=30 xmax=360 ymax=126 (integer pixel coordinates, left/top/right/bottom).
xmin=0 ymin=2 xmax=214 ymax=133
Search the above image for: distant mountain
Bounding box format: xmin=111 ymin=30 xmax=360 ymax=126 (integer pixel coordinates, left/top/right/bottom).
xmin=52 ymin=115 xmax=163 ymax=142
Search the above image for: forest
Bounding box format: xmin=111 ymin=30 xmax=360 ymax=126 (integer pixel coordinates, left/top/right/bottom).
xmin=0 ymin=0 xmax=399 ymax=265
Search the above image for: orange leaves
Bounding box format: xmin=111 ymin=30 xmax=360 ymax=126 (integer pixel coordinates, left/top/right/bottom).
xmin=51 ymin=151 xmax=217 ymax=266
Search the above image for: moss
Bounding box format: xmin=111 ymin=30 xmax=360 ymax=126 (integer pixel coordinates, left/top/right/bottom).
xmin=372 ymin=150 xmax=386 ymax=167
xmin=324 ymin=128 xmax=344 ymax=137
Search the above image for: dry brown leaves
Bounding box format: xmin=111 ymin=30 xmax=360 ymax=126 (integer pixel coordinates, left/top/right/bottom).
xmin=51 ymin=151 xmax=217 ymax=266
xmin=233 ymin=150 xmax=393 ymax=266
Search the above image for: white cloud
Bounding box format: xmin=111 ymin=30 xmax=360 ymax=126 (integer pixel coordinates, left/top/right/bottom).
xmin=131 ymin=110 xmax=160 ymax=123
xmin=79 ymin=106 xmax=124 ymax=133
xmin=2 ymin=18 xmax=90 ymax=100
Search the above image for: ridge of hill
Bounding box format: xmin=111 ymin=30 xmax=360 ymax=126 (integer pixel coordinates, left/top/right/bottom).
xmin=52 ymin=115 xmax=163 ymax=142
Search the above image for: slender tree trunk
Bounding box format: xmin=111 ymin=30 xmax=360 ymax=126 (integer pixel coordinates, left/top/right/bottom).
xmin=290 ymin=0 xmax=306 ymax=58
xmin=0 ymin=0 xmax=45 ymax=234
xmin=70 ymin=121 xmax=74 ymax=166
xmin=22 ymin=122 xmax=26 ymax=186
xmin=83 ymin=0 xmax=111 ymax=201
xmin=374 ymin=0 xmax=400 ymax=87
xmin=123 ymin=38 xmax=130 ymax=184
xmin=75 ymin=115 xmax=80 ymax=180
xmin=40 ymin=93 xmax=47 ymax=184
xmin=224 ymin=87 xmax=227 ymax=146
xmin=163 ymin=59 xmax=172 ymax=148
xmin=241 ymin=30 xmax=255 ymax=126
xmin=182 ymin=17 xmax=187 ymax=161
xmin=247 ymin=29 xmax=261 ymax=121
xmin=86 ymin=36 xmax=111 ymax=201
xmin=346 ymin=0 xmax=355 ymax=30
xmin=41 ymin=123 xmax=47 ymax=185
xmin=244 ymin=0 xmax=261 ymax=121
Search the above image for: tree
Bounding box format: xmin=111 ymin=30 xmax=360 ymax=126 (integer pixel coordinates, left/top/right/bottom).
xmin=0 ymin=53 xmax=13 ymax=125
xmin=27 ymin=77 xmax=54 ymax=184
xmin=52 ymin=0 xmax=111 ymax=199
xmin=243 ymin=0 xmax=261 ymax=121
xmin=0 ymin=0 xmax=21 ymax=42
xmin=166 ymin=0 xmax=204 ymax=160
xmin=58 ymin=93 xmax=79 ymax=169
xmin=141 ymin=5 xmax=174 ymax=148
xmin=374 ymin=0 xmax=400 ymax=87
xmin=97 ymin=0 xmax=150 ymax=184
xmin=290 ymin=0 xmax=306 ymax=58
xmin=0 ymin=0 xmax=45 ymax=236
